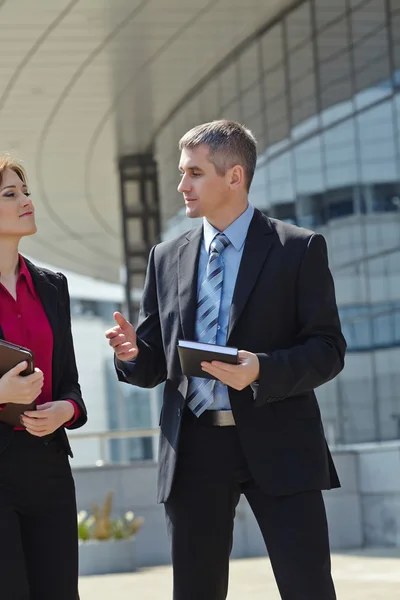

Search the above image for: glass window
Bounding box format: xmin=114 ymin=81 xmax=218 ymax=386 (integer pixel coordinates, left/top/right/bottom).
xmin=265 ymin=96 xmax=289 ymax=146
xmin=323 ymin=119 xmax=358 ymax=188
xmin=288 ymin=42 xmax=313 ymax=82
xmin=286 ymin=1 xmax=312 ymax=51
xmin=291 ymin=71 xmax=317 ymax=127
xmin=220 ymin=62 xmax=238 ymax=107
xmin=238 ymin=42 xmax=260 ymax=92
xmin=351 ymin=0 xmax=385 ymax=45
xmin=315 ymin=0 xmax=347 ymax=29
xmin=263 ymin=66 xmax=286 ymax=103
xmin=241 ymin=82 xmax=262 ymax=121
xmin=319 ymin=52 xmax=353 ymax=120
xmin=317 ymin=18 xmax=348 ymax=62
xmin=357 ymin=101 xmax=398 ymax=182
xmin=294 ymin=135 xmax=324 ymax=195
xmin=261 ymin=23 xmax=283 ymax=72
xmin=267 ymin=152 xmax=295 ymax=204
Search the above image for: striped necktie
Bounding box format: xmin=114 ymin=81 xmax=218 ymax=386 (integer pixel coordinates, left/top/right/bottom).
xmin=187 ymin=232 xmax=230 ymax=416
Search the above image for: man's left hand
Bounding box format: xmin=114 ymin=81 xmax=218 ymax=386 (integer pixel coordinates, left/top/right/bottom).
xmin=201 ymin=350 xmax=260 ymax=391
xmin=21 ymin=401 xmax=74 ymax=437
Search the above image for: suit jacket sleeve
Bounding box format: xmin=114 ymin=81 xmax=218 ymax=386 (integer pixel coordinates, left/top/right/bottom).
xmin=253 ymin=233 xmax=346 ymax=407
xmin=56 ymin=273 xmax=87 ymax=429
xmin=115 ymin=246 xmax=167 ymax=388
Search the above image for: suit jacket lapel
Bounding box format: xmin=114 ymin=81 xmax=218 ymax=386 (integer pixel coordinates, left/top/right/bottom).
xmin=24 ymin=259 xmax=60 ymax=392
xmin=227 ymin=210 xmax=276 ymax=341
xmin=178 ymin=225 xmax=203 ymax=340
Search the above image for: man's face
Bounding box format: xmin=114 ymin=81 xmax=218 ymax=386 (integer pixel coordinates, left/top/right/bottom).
xmin=177 ymin=145 xmax=231 ymax=222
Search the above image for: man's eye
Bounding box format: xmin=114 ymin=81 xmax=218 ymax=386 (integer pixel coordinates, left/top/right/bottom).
xmin=192 ymin=172 xmax=201 ymax=177
xmin=24 ymin=192 xmax=31 ymax=197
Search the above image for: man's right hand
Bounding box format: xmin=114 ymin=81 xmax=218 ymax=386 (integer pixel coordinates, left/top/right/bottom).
xmin=105 ymin=312 xmax=139 ymax=362
xmin=0 ymin=363 xmax=44 ymax=405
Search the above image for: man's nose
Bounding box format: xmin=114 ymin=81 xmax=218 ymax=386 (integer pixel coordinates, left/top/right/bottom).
xmin=178 ymin=175 xmax=190 ymax=193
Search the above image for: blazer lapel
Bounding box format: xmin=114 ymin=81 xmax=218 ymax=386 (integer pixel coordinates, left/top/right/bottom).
xmin=227 ymin=211 xmax=276 ymax=341
xmin=24 ymin=259 xmax=60 ymax=391
xmin=177 ymin=225 xmax=203 ymax=340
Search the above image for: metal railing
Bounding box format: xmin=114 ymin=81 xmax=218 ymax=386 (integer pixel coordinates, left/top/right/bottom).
xmin=68 ymin=428 xmax=160 ymax=466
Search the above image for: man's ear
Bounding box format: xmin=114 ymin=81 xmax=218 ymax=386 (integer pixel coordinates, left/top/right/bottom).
xmin=229 ymin=165 xmax=245 ymax=190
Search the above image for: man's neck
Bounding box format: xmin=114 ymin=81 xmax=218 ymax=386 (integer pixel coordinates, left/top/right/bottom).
xmin=205 ymin=201 xmax=249 ymax=232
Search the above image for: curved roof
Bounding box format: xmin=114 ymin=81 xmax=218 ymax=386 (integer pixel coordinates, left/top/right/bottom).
xmin=0 ymin=0 xmax=289 ymax=281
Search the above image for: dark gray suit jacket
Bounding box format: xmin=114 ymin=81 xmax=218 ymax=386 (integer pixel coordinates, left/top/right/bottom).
xmin=117 ymin=209 xmax=346 ymax=503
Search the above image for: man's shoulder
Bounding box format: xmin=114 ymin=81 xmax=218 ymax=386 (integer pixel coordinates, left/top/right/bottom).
xmin=153 ymin=225 xmax=201 ymax=255
xmin=266 ymin=216 xmax=316 ymax=245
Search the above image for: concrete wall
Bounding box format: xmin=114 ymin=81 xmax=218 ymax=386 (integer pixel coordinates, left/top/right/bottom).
xmin=73 ymin=449 xmax=368 ymax=568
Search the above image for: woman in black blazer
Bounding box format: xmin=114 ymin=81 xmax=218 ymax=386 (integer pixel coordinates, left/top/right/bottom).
xmin=0 ymin=155 xmax=87 ymax=600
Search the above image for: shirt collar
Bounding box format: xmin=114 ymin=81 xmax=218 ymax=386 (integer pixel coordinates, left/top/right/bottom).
xmin=203 ymin=203 xmax=254 ymax=253
xmin=18 ymin=255 xmax=37 ymax=298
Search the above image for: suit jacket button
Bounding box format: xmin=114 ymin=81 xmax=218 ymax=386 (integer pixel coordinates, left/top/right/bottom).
xmin=177 ymin=408 xmax=181 ymax=418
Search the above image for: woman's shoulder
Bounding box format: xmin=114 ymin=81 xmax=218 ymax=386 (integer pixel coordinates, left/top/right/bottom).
xmin=22 ymin=257 xmax=67 ymax=287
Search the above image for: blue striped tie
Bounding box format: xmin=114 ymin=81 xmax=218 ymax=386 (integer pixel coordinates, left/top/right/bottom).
xmin=187 ymin=233 xmax=230 ymax=416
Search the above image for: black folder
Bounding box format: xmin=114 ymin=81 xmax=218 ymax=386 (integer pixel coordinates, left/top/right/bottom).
xmin=177 ymin=340 xmax=239 ymax=379
xmin=0 ymin=340 xmax=36 ymax=426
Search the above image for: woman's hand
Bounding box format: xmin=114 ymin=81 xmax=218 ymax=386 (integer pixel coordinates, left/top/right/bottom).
xmin=0 ymin=362 xmax=44 ymax=405
xmin=21 ymin=401 xmax=74 ymax=437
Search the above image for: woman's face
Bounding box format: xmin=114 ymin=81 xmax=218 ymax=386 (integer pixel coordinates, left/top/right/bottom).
xmin=0 ymin=168 xmax=36 ymax=239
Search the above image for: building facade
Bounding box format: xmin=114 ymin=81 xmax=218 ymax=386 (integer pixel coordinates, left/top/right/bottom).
xmin=155 ymin=0 xmax=400 ymax=445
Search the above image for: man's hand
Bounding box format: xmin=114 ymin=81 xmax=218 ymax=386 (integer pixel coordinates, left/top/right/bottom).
xmin=21 ymin=401 xmax=74 ymax=437
xmin=0 ymin=363 xmax=44 ymax=405
xmin=201 ymin=350 xmax=260 ymax=391
xmin=105 ymin=312 xmax=139 ymax=362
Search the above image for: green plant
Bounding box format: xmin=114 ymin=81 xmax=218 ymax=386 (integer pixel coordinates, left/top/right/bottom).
xmin=78 ymin=491 xmax=144 ymax=542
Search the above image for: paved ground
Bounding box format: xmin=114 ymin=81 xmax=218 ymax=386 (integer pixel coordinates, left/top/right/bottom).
xmin=79 ymin=549 xmax=400 ymax=599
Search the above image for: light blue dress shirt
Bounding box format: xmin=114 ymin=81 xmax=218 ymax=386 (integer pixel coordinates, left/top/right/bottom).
xmin=197 ymin=203 xmax=254 ymax=410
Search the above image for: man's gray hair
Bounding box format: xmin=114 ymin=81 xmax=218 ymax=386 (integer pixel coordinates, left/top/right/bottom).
xmin=179 ymin=120 xmax=257 ymax=192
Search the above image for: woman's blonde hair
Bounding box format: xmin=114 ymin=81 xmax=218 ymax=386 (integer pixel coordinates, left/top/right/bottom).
xmin=0 ymin=154 xmax=27 ymax=187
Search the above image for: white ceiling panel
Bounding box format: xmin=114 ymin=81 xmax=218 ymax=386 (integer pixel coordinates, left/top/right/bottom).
xmin=0 ymin=0 xmax=291 ymax=282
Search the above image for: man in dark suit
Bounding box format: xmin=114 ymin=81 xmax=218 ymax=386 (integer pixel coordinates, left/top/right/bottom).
xmin=106 ymin=120 xmax=346 ymax=600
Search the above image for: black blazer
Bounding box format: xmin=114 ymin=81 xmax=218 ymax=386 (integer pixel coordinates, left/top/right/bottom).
xmin=116 ymin=209 xmax=346 ymax=503
xmin=0 ymin=258 xmax=87 ymax=456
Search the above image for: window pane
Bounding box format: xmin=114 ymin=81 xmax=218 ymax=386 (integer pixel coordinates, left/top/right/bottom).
xmin=263 ymin=66 xmax=286 ymax=102
xmin=220 ymin=63 xmax=238 ymax=106
xmin=294 ymin=135 xmax=324 ymax=194
xmin=288 ymin=42 xmax=313 ymax=82
xmin=351 ymin=0 xmax=386 ymax=45
xmin=323 ymin=119 xmax=358 ymax=188
xmin=261 ymin=23 xmax=283 ymax=72
xmin=241 ymin=83 xmax=262 ymax=121
xmin=317 ymin=18 xmax=348 ymax=62
xmin=357 ymin=101 xmax=398 ymax=182
xmin=286 ymin=2 xmax=312 ymax=51
xmin=315 ymin=0 xmax=347 ymax=29
xmin=319 ymin=51 xmax=352 ymax=108
xmin=238 ymin=42 xmax=260 ymax=92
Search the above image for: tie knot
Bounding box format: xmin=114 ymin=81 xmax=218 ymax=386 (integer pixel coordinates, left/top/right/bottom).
xmin=210 ymin=233 xmax=230 ymax=255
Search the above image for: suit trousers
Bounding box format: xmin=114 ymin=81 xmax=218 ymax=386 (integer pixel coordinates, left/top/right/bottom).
xmin=0 ymin=430 xmax=79 ymax=600
xmin=165 ymin=409 xmax=336 ymax=600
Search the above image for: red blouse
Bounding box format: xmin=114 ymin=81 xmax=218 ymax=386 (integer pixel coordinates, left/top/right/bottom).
xmin=0 ymin=256 xmax=80 ymax=427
